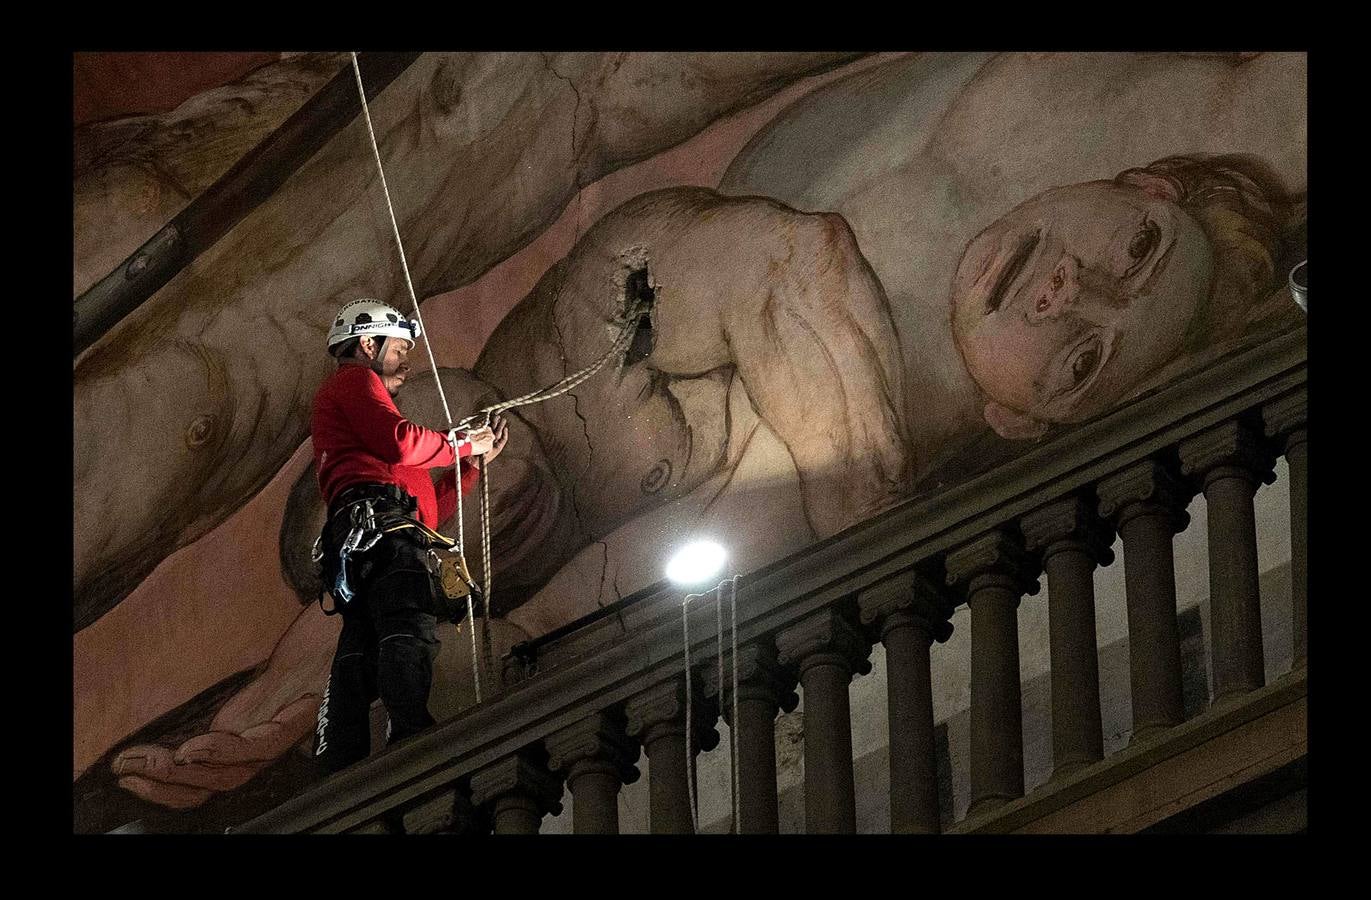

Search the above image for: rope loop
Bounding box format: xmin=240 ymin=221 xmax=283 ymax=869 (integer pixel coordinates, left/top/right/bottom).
xmin=681 ymin=575 xmax=742 ymax=834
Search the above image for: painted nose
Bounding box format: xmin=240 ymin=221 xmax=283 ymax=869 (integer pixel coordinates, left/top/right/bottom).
xmin=1029 ymin=252 xmax=1081 ymax=320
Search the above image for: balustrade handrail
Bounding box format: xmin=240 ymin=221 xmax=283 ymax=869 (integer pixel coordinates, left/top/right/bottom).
xmin=235 ymin=324 xmax=1306 ymax=833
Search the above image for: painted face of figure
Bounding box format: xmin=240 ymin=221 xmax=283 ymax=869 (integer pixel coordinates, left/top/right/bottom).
xmin=950 ymin=181 xmax=1213 ymax=438
xmin=361 ymin=336 xmax=413 ymax=396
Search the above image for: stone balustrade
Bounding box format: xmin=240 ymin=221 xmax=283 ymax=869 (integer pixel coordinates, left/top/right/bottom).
xmin=233 ymin=328 xmax=1305 ymax=835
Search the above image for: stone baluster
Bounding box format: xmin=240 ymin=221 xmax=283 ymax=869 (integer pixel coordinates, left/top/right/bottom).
xmin=545 ymin=710 xmax=641 ymax=834
xmin=1021 ymin=495 xmax=1116 ymax=778
xmin=1179 ymin=421 xmax=1278 ymax=703
xmin=469 ymin=749 xmax=565 ymax=834
xmin=856 ymin=572 xmax=954 ymax=833
xmin=700 ymin=641 xmax=798 ymax=834
xmin=625 ymin=679 xmax=719 ymax=834
xmin=1264 ymin=390 xmax=1307 ymax=668
xmin=945 ymin=530 xmax=1041 ymax=815
xmin=1097 ymin=459 xmax=1194 ymax=741
xmin=775 ymin=609 xmax=873 ymax=833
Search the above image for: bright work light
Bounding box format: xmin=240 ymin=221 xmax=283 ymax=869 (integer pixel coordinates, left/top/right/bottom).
xmin=666 ymin=540 xmax=727 ymax=586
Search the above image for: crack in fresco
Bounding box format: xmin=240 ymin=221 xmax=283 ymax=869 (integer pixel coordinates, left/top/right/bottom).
xmin=594 ymin=539 xmax=628 ymax=634
xmin=540 ymin=52 xmax=590 ymax=254
xmin=547 ymin=277 xmax=598 ymax=596
xmin=594 ymin=539 xmax=610 ymax=606
xmin=538 ymin=52 xmax=583 ymax=168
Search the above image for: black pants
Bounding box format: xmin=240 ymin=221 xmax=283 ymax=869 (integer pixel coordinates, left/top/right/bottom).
xmin=314 ymin=520 xmax=441 ymax=774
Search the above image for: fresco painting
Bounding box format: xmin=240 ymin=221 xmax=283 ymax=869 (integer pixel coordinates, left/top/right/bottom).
xmin=72 ymin=51 xmax=1305 ymax=832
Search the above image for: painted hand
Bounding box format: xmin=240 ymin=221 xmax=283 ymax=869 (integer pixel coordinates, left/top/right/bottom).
xmin=110 ymin=694 xmax=320 ymax=809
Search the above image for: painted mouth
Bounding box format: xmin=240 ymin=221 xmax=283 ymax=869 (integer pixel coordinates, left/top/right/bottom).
xmin=984 ymin=228 xmax=1041 ymax=315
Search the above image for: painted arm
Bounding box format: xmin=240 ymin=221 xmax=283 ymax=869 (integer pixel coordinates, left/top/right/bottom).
xmin=719 ymin=211 xmax=911 ymax=537
xmin=634 ymin=195 xmax=911 ymax=539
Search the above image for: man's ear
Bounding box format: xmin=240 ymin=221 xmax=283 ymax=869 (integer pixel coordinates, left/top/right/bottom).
xmin=983 ymin=400 xmax=1051 ymax=440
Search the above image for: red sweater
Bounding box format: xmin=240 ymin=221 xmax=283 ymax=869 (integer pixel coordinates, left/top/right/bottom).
xmin=311 ymin=364 xmax=477 ymax=529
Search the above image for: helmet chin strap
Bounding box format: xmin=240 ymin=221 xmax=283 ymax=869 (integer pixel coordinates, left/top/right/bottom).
xmin=367 ymin=336 xmax=389 ymax=379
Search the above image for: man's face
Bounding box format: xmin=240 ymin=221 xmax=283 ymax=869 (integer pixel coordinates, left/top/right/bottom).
xmin=950 ymin=181 xmax=1213 ymax=430
xmin=364 ymin=337 xmax=413 ymax=396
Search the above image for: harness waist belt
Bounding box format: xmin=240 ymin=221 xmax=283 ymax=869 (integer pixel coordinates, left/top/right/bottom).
xmin=330 ymin=482 xmax=416 ymax=518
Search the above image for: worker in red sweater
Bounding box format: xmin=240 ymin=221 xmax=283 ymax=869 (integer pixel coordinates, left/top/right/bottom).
xmin=311 ymin=298 xmax=508 ymax=773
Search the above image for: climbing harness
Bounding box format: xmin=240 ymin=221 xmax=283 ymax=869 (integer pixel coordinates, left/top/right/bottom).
xmin=349 ymin=53 xmax=652 ymax=702
xmin=313 ymin=491 xmax=479 ymax=616
xmin=682 ymin=574 xmax=742 ymax=834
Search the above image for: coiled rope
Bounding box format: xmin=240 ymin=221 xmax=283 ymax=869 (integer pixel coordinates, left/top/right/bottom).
xmin=350 ymin=52 xmax=647 ymax=704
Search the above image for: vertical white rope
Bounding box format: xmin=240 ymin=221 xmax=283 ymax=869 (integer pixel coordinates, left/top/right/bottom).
xmin=714 ymin=582 xmax=726 ymax=832
xmin=730 ymin=574 xmax=741 ymax=834
xmin=682 ymin=594 xmax=698 ymax=832
xmin=455 ymin=464 xmax=466 ymax=556
xmin=479 ymin=456 xmax=495 ymax=686
xmin=464 ymin=597 xmax=481 ymax=703
xmin=348 ymin=52 xmax=454 ymax=430
xmin=350 ymin=51 xmax=480 ymax=704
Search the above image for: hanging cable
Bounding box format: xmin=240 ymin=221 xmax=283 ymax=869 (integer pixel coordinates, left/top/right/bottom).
xmin=728 ymin=574 xmax=741 ymax=833
xmin=348 ymin=53 xmax=455 ymax=430
xmin=350 ymin=52 xmax=649 ymax=709
xmin=349 ymin=52 xmax=481 ymax=702
xmin=714 ymin=581 xmax=726 ymax=831
xmin=682 ymin=592 xmax=701 ymax=832
xmin=681 ymin=576 xmax=743 ymax=835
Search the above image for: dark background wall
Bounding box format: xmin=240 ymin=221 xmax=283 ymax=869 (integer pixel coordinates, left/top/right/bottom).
xmin=74 ymin=51 xmax=280 ymax=126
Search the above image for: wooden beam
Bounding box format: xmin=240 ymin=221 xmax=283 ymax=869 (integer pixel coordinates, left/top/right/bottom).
xmin=72 ymin=51 xmax=421 ymax=359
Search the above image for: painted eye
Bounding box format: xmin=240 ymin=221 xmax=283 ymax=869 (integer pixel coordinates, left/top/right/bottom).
xmin=1070 ymin=339 xmax=1102 ymax=389
xmin=184 ymin=414 xmax=216 ymax=449
xmin=1126 ymin=219 xmax=1161 ymax=275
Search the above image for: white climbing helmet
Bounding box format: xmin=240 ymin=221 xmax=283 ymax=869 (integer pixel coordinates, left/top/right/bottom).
xmin=326 ymin=299 xmax=422 ymax=356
